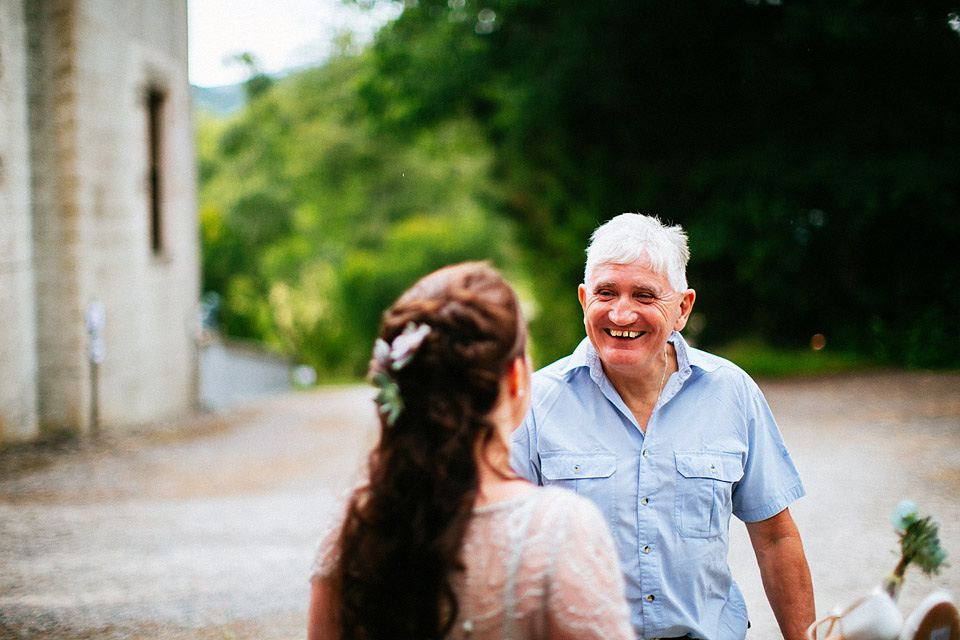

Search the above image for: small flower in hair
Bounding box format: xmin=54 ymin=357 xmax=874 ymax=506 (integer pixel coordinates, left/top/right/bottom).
xmin=370 ymin=322 xmax=431 ymax=426
xmin=388 ymin=322 xmax=431 ymax=370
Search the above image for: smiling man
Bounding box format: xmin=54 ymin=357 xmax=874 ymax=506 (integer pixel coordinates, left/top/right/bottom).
xmin=510 ymin=213 xmax=815 ymax=640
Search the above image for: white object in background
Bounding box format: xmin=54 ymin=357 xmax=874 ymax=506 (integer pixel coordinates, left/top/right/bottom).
xmin=808 ymin=587 xmax=904 ymax=640
xmin=86 ymin=301 xmax=106 ymax=364
xmin=899 ymin=590 xmax=959 ymax=640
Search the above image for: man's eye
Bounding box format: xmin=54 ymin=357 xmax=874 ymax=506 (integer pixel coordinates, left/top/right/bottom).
xmin=597 ymin=290 xmax=615 ymax=298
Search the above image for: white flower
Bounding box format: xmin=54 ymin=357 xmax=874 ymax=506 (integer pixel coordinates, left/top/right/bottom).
xmin=373 ymin=337 xmax=391 ymax=368
xmin=389 ymin=322 xmax=431 ymax=370
xmin=368 ymin=322 xmax=431 ymax=427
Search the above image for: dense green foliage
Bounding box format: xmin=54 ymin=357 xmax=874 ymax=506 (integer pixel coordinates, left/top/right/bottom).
xmin=351 ymin=0 xmax=960 ymax=367
xmin=198 ymin=0 xmax=960 ymax=376
xmin=197 ymin=54 xmax=519 ymax=377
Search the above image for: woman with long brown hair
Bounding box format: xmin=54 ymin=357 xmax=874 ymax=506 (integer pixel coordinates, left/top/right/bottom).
xmin=307 ymin=262 xmax=632 ymax=640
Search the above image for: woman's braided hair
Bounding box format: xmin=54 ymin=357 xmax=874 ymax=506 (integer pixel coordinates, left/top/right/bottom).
xmin=334 ymin=261 xmax=527 ymax=640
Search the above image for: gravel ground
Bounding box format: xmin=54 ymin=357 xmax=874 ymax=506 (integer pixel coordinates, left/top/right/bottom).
xmin=1 ymin=372 xmax=958 ymax=639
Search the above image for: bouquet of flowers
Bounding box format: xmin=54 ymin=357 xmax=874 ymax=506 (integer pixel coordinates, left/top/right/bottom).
xmin=884 ymin=499 xmax=949 ymax=599
xmin=807 ymin=500 xmax=953 ymax=640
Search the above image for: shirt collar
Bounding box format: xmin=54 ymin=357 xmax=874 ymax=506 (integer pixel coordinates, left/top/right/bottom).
xmin=562 ymin=331 xmax=720 ymax=383
xmin=562 ymin=337 xmax=596 ymax=375
xmin=663 ymin=331 xmax=692 ymax=405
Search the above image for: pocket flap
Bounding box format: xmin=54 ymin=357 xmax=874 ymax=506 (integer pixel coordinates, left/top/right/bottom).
xmin=675 ymin=452 xmax=743 ymax=483
xmin=541 ymin=452 xmax=616 ymax=480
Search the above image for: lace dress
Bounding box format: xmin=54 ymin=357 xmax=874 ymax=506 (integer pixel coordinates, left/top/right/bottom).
xmin=311 ymin=486 xmax=635 ymax=640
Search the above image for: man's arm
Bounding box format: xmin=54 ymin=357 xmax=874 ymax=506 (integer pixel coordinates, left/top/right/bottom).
xmin=745 ymin=507 xmax=815 ymax=640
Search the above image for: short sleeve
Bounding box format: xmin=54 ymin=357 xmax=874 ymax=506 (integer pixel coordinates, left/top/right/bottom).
xmin=543 ymin=492 xmax=635 ymax=639
xmin=732 ymin=378 xmax=806 ymax=522
xmin=510 ymin=408 xmax=541 ymax=485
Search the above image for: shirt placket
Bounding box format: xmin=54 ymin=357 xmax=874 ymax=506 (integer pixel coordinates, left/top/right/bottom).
xmin=636 ymin=410 xmax=664 ymax=636
xmin=590 ymin=352 xmax=676 ymax=638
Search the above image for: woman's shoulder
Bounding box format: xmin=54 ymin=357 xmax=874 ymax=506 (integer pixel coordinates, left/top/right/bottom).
xmin=526 ymin=486 xmax=609 ymax=534
xmin=473 ymin=486 xmax=604 ymax=530
xmin=535 ymin=485 xmax=604 ymax=512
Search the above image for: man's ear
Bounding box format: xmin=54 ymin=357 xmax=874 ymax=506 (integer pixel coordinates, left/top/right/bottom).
xmin=578 ymin=283 xmax=587 ymax=313
xmin=674 ymin=288 xmax=696 ymax=331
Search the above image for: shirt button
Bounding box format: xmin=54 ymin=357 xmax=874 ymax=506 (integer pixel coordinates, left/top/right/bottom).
xmin=573 ymin=464 xmax=581 ymax=473
xmin=643 ymin=545 xmax=651 ymax=553
xmin=646 ymin=594 xmax=655 ymax=602
xmin=641 ymin=497 xmax=649 ymax=505
xmin=642 ymin=449 xmax=649 ymax=457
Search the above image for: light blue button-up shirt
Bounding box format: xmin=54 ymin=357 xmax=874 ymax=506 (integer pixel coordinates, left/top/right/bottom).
xmin=510 ymin=332 xmax=805 ymax=640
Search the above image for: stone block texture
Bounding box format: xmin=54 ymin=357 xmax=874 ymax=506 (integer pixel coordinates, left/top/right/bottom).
xmin=0 ymin=0 xmax=199 ymax=442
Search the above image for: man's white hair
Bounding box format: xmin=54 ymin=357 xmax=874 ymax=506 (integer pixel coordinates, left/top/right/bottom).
xmin=584 ymin=213 xmax=690 ymax=291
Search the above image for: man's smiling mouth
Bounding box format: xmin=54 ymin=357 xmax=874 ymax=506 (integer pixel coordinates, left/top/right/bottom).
xmin=605 ymin=329 xmax=643 ymax=339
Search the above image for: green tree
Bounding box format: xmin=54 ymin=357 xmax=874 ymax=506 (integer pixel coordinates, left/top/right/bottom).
xmin=354 ymin=0 xmax=960 ymax=367
xmin=197 ymin=52 xmax=522 ymax=377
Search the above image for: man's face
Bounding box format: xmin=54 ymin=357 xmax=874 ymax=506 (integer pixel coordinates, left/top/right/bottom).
xmin=578 ymin=260 xmax=695 ymax=377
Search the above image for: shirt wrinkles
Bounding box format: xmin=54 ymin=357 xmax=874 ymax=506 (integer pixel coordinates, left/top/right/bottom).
xmin=512 ymin=330 xmax=804 ymax=640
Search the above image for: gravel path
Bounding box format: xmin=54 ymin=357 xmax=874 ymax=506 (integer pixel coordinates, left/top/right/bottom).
xmin=1 ymin=372 xmax=958 ymax=639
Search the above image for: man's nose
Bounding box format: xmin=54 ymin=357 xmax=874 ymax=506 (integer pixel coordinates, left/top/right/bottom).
xmin=608 ymin=298 xmax=637 ymax=325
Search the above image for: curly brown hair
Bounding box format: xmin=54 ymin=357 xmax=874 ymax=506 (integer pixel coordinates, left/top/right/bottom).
xmin=333 ymin=262 xmax=527 ymax=640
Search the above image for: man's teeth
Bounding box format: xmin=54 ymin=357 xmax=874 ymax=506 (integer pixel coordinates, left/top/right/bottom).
xmin=608 ymin=330 xmax=640 ymax=338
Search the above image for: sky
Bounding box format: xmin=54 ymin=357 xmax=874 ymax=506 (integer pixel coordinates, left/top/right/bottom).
xmin=187 ymin=0 xmax=401 ymax=88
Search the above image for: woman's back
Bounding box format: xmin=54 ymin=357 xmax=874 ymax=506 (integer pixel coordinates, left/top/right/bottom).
xmin=450 ymin=487 xmax=632 ymax=639
xmin=306 ymin=263 xmax=634 ymax=640
xmin=313 ymin=486 xmax=633 ymax=640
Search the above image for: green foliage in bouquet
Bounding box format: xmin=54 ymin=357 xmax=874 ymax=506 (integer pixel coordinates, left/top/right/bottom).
xmin=890 ymin=499 xmax=948 ymax=581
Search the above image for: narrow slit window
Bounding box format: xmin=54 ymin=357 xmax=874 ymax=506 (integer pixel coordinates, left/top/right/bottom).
xmin=146 ymin=88 xmax=166 ymax=254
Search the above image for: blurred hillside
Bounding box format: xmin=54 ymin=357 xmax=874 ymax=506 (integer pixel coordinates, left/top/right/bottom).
xmin=192 ymin=83 xmax=246 ymax=115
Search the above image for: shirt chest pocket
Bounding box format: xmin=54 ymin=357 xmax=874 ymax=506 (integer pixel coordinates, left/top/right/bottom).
xmin=540 ymin=452 xmax=616 ymax=519
xmin=674 ymin=451 xmax=743 ymax=539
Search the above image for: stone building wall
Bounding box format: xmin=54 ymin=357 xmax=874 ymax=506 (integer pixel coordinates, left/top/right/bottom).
xmin=0 ymin=0 xmax=39 ymax=441
xmin=0 ymin=0 xmax=199 ymax=443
